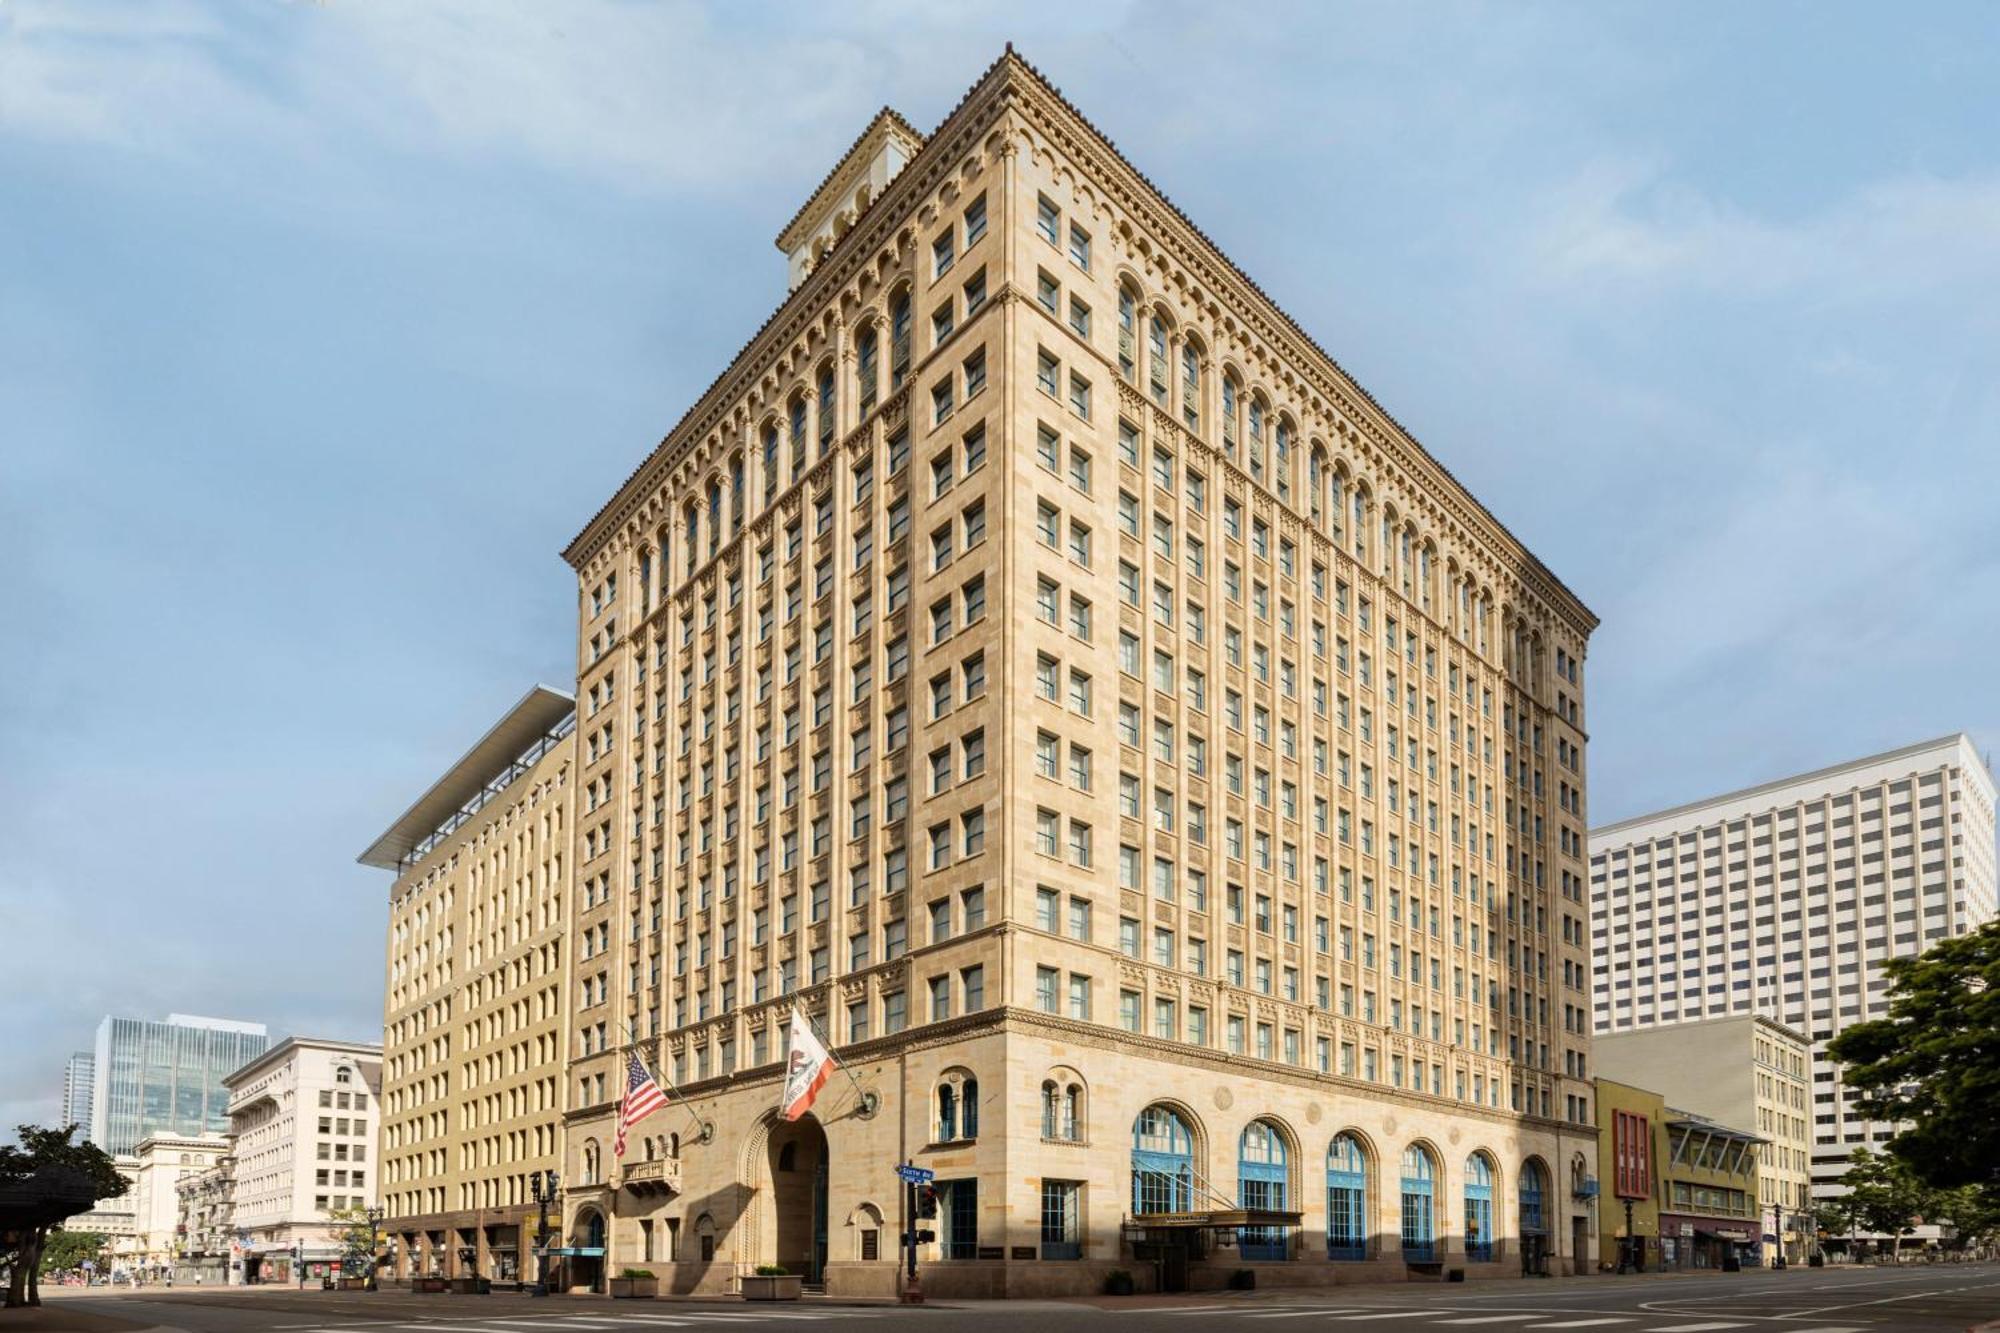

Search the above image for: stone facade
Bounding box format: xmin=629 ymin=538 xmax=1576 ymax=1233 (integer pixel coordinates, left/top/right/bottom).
xmin=364 ymin=687 xmax=575 ymax=1283
xmin=552 ymin=50 xmax=1598 ymax=1297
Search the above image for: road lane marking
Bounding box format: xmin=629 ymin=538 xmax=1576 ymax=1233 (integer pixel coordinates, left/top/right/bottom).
xmin=1332 ymin=1317 xmax=1444 ymax=1324
xmin=1646 ymin=1324 xmax=1750 ymax=1332
xmin=1247 ymin=1313 xmax=1369 ymax=1320
xmin=1434 ymin=1319 xmax=1541 ymax=1326
xmin=1524 ymin=1322 xmax=1631 ymax=1329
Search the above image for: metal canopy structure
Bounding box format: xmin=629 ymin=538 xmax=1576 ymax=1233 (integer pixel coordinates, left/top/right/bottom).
xmin=356 ymin=685 xmax=576 ymax=872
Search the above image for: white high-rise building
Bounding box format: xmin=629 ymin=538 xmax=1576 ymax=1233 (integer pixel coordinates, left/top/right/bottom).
xmin=1589 ymin=733 xmax=1996 ymax=1201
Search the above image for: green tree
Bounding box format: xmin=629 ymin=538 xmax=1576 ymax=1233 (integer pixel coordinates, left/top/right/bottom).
xmin=327 ymin=1204 xmax=380 ymax=1271
xmin=1825 ymin=920 xmax=2000 ymax=1192
xmin=1935 ymin=1184 xmax=2000 ymax=1253
xmin=0 ymin=1124 xmax=129 ymax=1307
xmin=1837 ymin=1147 xmax=1936 ymax=1263
xmin=37 ymin=1230 xmax=107 ymax=1277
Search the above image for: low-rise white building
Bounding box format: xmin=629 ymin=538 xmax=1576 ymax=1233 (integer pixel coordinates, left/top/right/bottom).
xmin=225 ymin=1036 xmax=383 ymax=1284
xmin=108 ymin=1135 xmax=229 ymax=1281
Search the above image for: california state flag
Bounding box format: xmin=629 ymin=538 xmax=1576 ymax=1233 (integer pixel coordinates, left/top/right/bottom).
xmin=780 ymin=1008 xmax=834 ymax=1121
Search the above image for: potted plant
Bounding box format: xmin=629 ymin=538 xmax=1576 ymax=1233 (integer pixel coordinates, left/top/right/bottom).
xmin=1103 ymin=1269 xmax=1135 ymax=1296
xmin=608 ymin=1268 xmax=659 ymax=1298
xmin=740 ymin=1264 xmax=803 ymax=1301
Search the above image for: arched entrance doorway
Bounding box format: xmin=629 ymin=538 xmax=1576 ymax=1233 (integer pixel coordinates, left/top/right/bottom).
xmin=766 ymin=1116 xmax=829 ymax=1284
xmin=568 ymin=1208 xmax=606 ymax=1294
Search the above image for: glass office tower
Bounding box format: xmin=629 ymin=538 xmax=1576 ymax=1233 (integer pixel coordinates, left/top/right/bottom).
xmin=90 ymin=1013 xmax=269 ymax=1154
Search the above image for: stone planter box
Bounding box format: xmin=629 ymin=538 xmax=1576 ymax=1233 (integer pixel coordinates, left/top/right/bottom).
xmin=412 ymin=1278 xmax=447 ymax=1294
xmin=336 ymin=1277 xmax=371 ymax=1291
xmin=740 ymin=1273 xmax=803 ymax=1301
xmin=608 ymin=1277 xmax=659 ymax=1299
xmin=447 ymin=1277 xmax=489 ymax=1294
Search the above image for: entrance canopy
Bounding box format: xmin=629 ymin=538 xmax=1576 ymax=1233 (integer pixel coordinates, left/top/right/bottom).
xmin=1125 ymin=1207 xmax=1304 ymax=1231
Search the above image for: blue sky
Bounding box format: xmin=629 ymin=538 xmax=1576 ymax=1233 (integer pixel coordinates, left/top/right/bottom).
xmin=3 ymin=1 xmax=1996 ymax=1133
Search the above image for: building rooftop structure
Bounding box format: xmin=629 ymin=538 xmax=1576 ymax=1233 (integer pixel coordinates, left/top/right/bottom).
xmin=357 ymin=684 xmax=575 ymax=872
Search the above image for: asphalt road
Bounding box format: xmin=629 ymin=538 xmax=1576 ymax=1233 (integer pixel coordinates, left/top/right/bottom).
xmin=35 ymin=1264 xmax=2000 ymax=1333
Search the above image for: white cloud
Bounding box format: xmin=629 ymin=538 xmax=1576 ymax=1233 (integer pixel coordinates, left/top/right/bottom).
xmin=1527 ymin=156 xmax=2000 ymax=302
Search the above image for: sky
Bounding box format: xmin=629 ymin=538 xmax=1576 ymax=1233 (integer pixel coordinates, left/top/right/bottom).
xmin=3 ymin=0 xmax=1996 ymax=1136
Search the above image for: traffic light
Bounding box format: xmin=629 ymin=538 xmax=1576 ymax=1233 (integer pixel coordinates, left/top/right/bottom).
xmin=917 ymin=1184 xmax=939 ymax=1219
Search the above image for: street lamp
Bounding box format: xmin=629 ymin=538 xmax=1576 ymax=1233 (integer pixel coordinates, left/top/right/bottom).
xmin=1617 ymin=1199 xmax=1636 ymax=1275
xmin=1773 ymin=1202 xmax=1786 ymax=1270
xmin=529 ymin=1169 xmax=561 ymax=1298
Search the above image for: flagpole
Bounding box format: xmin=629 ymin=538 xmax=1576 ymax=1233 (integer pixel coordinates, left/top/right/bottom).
xmin=798 ymin=1000 xmax=878 ymax=1117
xmin=620 ymin=1021 xmax=714 ymax=1145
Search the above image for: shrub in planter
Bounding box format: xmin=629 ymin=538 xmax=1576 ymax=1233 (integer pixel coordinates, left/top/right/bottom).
xmin=1103 ymin=1270 xmax=1135 ymax=1296
xmin=741 ymin=1268 xmax=803 ymax=1301
xmin=608 ymin=1270 xmax=659 ymax=1298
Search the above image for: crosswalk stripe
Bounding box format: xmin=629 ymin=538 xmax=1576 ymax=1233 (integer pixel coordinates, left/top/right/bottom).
xmin=1526 ymin=1322 xmax=1631 ymax=1329
xmin=1435 ymin=1319 xmax=1541 ymax=1327
xmin=1247 ymin=1313 xmax=1369 ymax=1320
xmin=1778 ymin=1328 xmax=1865 ymax=1332
xmin=1647 ymin=1324 xmax=1751 ymax=1332
xmin=1332 ymin=1317 xmax=1443 ymax=1324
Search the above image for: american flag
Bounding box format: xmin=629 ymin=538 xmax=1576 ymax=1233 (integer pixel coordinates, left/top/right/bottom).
xmin=613 ymin=1050 xmax=669 ymax=1158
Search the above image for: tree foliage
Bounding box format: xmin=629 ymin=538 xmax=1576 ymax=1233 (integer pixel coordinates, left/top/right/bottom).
xmin=0 ymin=1124 xmax=129 ymax=1307
xmin=327 ymin=1204 xmax=381 ymax=1268
xmin=1836 ymin=1148 xmax=1935 ymax=1259
xmin=38 ymin=1230 xmax=108 ymax=1275
xmin=1825 ymin=920 xmax=2000 ymax=1191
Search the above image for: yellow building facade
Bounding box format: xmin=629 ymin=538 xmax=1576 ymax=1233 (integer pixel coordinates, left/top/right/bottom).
xmin=364 ymin=687 xmax=576 ymax=1282
xmin=554 ymin=51 xmax=1598 ymax=1297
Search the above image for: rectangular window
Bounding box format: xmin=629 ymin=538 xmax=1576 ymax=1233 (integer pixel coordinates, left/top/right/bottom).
xmin=1040 ymin=1181 xmax=1082 ymax=1259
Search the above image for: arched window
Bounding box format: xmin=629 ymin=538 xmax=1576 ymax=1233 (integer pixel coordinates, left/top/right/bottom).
xmin=1148 ymin=315 xmax=1169 ymax=405
xmin=1352 ymin=488 xmax=1368 ymax=562
xmin=1117 ymin=286 xmax=1138 ymax=381
xmin=1248 ymin=398 xmax=1266 ymax=482
xmin=1275 ymin=420 xmax=1293 ymax=504
xmin=788 ymin=396 xmax=808 ymax=473
xmin=707 ymin=482 xmax=722 ymax=558
xmin=1400 ymin=1145 xmax=1435 ymax=1261
xmin=730 ymin=458 xmax=744 ymax=534
xmin=1520 ymin=1158 xmax=1547 ymax=1241
xmin=1328 ymin=468 xmax=1345 ymax=540
xmin=1326 ymin=1133 xmax=1367 ymax=1260
xmin=637 ymin=548 xmax=653 ymax=616
xmin=890 ymin=290 xmax=912 ymax=389
xmin=936 ymin=1070 xmax=978 ymax=1142
xmin=1221 ymin=375 xmax=1240 ymax=455
xmin=582 ymin=1139 xmax=601 ymax=1187
xmin=670 ymin=1132 xmax=680 ymax=1158
xmin=1181 ymin=342 xmax=1201 ymax=433
xmin=763 ymin=421 xmax=780 ymax=493
xmin=1465 ymin=1153 xmax=1495 ymax=1261
xmin=1238 ymin=1120 xmax=1290 ymax=1260
xmin=685 ymin=503 xmax=700 ymax=568
xmin=817 ymin=365 xmax=836 ymax=456
xmin=1131 ymin=1105 xmax=1195 ymax=1215
xmin=1307 ymin=449 xmax=1324 ymax=524
xmin=856 ymin=325 xmax=879 ymax=413
xmin=1041 ymin=1078 xmax=1082 ymax=1141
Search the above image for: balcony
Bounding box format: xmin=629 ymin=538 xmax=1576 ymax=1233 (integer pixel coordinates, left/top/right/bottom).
xmin=621 ymin=1157 xmax=681 ymax=1198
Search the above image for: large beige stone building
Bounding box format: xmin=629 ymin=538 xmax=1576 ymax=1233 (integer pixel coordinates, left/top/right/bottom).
xmin=552 ymin=51 xmax=1598 ymax=1297
xmin=1591 ymin=1014 xmax=1812 ymax=1264
xmin=362 ymin=686 xmax=575 ymax=1283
